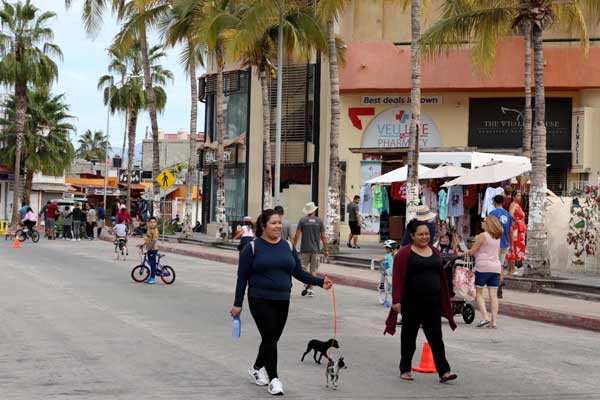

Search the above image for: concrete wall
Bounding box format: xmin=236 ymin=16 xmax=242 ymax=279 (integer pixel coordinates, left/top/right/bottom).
xmin=141 ymin=140 xmax=196 ymax=171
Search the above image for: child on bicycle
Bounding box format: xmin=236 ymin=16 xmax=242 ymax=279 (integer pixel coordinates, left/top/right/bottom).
xmin=373 ymin=240 xmax=397 ymax=306
xmin=112 ymin=220 xmax=129 ymax=255
xmin=139 ymin=216 xmax=159 ymax=285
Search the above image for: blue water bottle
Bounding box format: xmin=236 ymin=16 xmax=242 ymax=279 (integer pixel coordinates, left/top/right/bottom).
xmin=232 ymin=316 xmax=241 ymax=339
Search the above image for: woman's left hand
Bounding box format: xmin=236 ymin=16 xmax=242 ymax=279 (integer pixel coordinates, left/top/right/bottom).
xmin=322 ymin=276 xmax=333 ymax=290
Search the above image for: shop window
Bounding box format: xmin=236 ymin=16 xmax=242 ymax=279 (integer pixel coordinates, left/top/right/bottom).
xmin=210 ymin=166 xmax=246 ymax=223
xmin=547 ymin=169 xmax=567 ymax=196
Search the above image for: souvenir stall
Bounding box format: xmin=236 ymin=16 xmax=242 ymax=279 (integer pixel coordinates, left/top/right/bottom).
xmin=358 ymin=153 xmax=531 ymax=244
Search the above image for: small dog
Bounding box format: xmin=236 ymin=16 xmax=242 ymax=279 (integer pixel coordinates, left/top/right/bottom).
xmin=301 ymin=338 xmax=339 ymax=364
xmin=326 ymin=357 xmax=347 ymax=390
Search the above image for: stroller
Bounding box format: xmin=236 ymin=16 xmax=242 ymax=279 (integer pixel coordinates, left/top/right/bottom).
xmin=443 ymin=253 xmax=476 ymax=324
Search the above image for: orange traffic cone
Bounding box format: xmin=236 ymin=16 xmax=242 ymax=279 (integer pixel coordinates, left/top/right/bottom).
xmin=12 ymin=237 xmax=21 ymax=249
xmin=412 ymin=342 xmax=437 ymax=373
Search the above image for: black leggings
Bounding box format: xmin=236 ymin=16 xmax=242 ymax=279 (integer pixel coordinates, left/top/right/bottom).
xmin=400 ymin=298 xmax=451 ymax=378
xmin=248 ymin=297 xmax=290 ymax=380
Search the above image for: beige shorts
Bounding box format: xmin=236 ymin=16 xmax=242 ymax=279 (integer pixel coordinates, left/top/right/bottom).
xmin=499 ymin=248 xmax=508 ymax=266
xmin=300 ymin=252 xmax=320 ymax=273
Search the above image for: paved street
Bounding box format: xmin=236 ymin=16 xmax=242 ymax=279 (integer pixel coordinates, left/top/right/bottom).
xmin=1 ymin=239 xmax=600 ymax=399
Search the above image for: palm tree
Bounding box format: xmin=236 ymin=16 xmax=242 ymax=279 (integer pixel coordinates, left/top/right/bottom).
xmin=0 ymin=0 xmax=62 ymax=225
xmin=164 ymin=0 xmax=205 ymax=236
xmin=420 ymin=0 xmax=595 ymax=276
xmin=227 ymin=0 xmax=327 ymax=211
xmin=77 ymin=129 xmax=111 ymax=162
xmin=99 ymin=42 xmax=172 ymax=212
xmin=0 ymin=89 xmax=75 ymax=203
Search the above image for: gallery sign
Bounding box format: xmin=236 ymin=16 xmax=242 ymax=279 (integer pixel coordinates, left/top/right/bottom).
xmin=361 ymin=107 xmax=442 ymax=148
xmin=468 ymin=97 xmax=572 ymax=150
xmin=361 ymin=96 xmax=443 ymax=106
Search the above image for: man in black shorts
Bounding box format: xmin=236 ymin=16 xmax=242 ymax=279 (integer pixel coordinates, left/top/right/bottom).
xmin=346 ymin=195 xmax=361 ymax=249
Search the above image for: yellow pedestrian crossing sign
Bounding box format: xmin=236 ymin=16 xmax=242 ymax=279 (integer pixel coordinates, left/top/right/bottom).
xmin=156 ymin=168 xmax=175 ymax=191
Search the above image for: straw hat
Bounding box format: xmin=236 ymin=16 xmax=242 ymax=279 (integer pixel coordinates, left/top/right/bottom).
xmin=415 ymin=205 xmax=436 ymax=221
xmin=302 ymin=201 xmax=318 ymax=215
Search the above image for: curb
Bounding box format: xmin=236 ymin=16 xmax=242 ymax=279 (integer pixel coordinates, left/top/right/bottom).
xmin=101 ymin=237 xmax=600 ymax=333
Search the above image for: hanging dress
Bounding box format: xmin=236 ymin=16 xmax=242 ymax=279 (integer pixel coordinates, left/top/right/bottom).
xmin=506 ymin=203 xmax=527 ymax=262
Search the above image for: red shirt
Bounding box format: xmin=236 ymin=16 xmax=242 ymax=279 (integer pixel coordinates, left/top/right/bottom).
xmin=46 ymin=203 xmax=58 ymax=219
xmin=502 ymin=196 xmax=512 ymax=211
xmin=117 ymin=209 xmax=133 ymax=224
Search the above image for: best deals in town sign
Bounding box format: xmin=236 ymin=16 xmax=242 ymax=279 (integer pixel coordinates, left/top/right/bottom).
xmin=361 ymin=107 xmax=442 ymax=148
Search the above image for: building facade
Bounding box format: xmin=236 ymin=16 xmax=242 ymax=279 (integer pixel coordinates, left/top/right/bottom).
xmin=200 ymin=0 xmax=600 ymax=239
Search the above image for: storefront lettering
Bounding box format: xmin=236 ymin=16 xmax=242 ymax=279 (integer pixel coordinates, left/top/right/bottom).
xmin=361 ymin=96 xmax=443 ymax=105
xmin=361 ymin=107 xmax=441 ymax=148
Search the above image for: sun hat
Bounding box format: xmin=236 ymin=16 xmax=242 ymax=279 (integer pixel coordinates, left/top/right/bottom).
xmin=302 ymin=201 xmax=318 ymax=215
xmin=415 ymin=205 xmax=437 ymax=221
xmin=242 ymin=216 xmax=253 ymax=222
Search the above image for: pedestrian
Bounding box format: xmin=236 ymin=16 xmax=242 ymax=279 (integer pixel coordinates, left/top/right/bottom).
xmin=46 ymin=200 xmax=58 ymax=240
xmin=62 ymin=206 xmax=73 ymax=240
xmin=111 ymin=201 xmax=119 ymax=226
xmin=506 ymin=190 xmax=527 ymax=276
xmin=139 ymin=216 xmax=159 ymax=284
xmin=373 ymin=240 xmax=396 ymax=305
xmin=385 ymin=219 xmax=458 ymax=383
xmin=292 ymin=202 xmax=329 ymax=297
xmin=96 ymin=201 xmax=106 ymax=238
xmin=462 ymin=215 xmax=503 ymax=328
xmin=80 ymin=203 xmax=89 ymax=239
xmin=71 ymin=203 xmax=82 ymax=241
xmin=274 ymin=206 xmax=291 ymax=241
xmin=489 ymin=195 xmax=513 ymax=298
xmin=87 ymin=205 xmax=97 ymax=240
xmin=400 ymin=205 xmax=437 ymax=246
xmin=233 ymin=216 xmax=255 ymax=252
xmin=502 ymin=185 xmax=512 ymax=211
xmin=117 ymin=204 xmax=133 ymax=233
xmin=230 ymin=209 xmax=333 ymax=396
xmin=23 ymin=207 xmax=37 ymax=232
xmin=40 ymin=202 xmax=49 ymax=237
xmin=346 ymin=195 xmax=361 ymax=249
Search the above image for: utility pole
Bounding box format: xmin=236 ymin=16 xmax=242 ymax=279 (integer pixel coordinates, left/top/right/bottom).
xmin=274 ymin=2 xmax=284 ymax=206
xmin=103 ymin=76 xmax=113 ymax=211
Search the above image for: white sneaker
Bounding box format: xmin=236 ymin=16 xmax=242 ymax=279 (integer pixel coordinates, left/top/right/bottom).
xmin=307 ymin=289 xmax=314 ymax=297
xmin=248 ymin=367 xmax=268 ymax=386
xmin=71 ymin=239 xmax=76 ymax=241
xmin=77 ymin=238 xmax=80 ymax=241
xmin=268 ymin=378 xmax=284 ymax=395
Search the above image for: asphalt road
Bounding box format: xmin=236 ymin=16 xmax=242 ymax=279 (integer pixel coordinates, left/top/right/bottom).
xmin=1 ymin=238 xmax=599 ymax=400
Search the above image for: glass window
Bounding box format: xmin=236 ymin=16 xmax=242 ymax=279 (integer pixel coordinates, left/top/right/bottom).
xmin=210 ymin=166 xmax=246 ymax=223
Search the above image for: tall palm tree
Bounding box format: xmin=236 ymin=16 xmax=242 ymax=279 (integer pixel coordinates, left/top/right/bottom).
xmin=227 ymin=0 xmax=327 ymax=211
xmin=164 ymin=0 xmax=205 ymax=236
xmin=77 ymin=129 xmax=112 ymax=162
xmin=0 ymin=0 xmax=62 ymax=225
xmin=99 ymin=42 xmax=172 ymax=212
xmin=420 ymin=0 xmax=596 ymax=276
xmin=0 ymin=89 xmax=75 ymax=203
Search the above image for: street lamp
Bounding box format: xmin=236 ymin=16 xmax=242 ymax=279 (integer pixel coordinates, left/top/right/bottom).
xmin=103 ymin=75 xmax=114 ymax=210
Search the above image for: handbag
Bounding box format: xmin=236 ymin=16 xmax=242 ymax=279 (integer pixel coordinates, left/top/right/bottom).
xmin=453 ymin=255 xmax=475 ymax=301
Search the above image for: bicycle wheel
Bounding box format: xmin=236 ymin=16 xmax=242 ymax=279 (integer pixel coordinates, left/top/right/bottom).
xmin=159 ymin=265 xmax=176 ymax=285
xmin=131 ymin=265 xmax=150 ymax=282
xmin=17 ymin=230 xmax=27 ymax=242
xmin=30 ymin=231 xmax=40 ymax=243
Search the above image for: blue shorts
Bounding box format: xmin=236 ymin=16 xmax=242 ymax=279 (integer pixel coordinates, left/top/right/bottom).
xmin=475 ymin=271 xmax=501 ymax=288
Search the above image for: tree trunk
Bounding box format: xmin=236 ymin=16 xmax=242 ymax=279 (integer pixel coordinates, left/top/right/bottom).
xmin=326 ymin=17 xmax=341 ymax=247
xmin=11 ymin=81 xmax=27 ymax=225
xmin=121 ymin=107 xmax=128 ymax=161
xmin=522 ymin=21 xmax=532 ymax=158
xmin=126 ymin=102 xmax=138 ymax=214
xmin=184 ymin=54 xmax=198 ymax=237
xmin=23 ymin=168 xmax=34 ymax=206
xmin=261 ymin=70 xmax=273 ymax=210
xmin=215 ymin=51 xmax=227 ymax=240
xmin=140 ymin=26 xmax=161 ymax=202
xmin=525 ymin=24 xmax=550 ymax=277
xmin=406 ymin=0 xmax=421 ymax=224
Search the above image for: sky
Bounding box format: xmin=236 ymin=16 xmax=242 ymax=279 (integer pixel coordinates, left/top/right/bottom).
xmin=30 ymin=0 xmax=206 ymax=150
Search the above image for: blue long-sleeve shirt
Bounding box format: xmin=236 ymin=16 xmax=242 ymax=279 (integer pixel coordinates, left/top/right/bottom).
xmin=234 ymin=237 xmax=325 ymax=307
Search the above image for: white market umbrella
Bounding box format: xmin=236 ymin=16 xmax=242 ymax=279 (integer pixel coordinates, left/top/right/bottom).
xmin=365 ymin=164 xmax=432 ymax=184
xmin=442 ymin=161 xmax=531 ymax=187
xmin=420 ymin=165 xmax=470 ymax=180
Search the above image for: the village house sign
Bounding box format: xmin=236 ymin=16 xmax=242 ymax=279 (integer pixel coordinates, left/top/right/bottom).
xmin=361 ymin=107 xmax=442 ymax=148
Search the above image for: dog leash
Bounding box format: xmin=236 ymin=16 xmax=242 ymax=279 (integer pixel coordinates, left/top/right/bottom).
xmin=325 ymin=284 xmax=337 ymax=382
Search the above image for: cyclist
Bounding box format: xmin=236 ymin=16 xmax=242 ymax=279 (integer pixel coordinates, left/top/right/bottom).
xmin=23 ymin=207 xmax=38 ymax=235
xmin=112 ymin=220 xmax=129 ymax=256
xmin=139 ymin=216 xmax=159 ymax=284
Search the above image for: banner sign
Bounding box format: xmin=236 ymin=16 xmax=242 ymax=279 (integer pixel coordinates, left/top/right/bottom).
xmin=468 ymin=97 xmax=572 ymax=150
xmin=361 ymin=96 xmax=443 ymax=106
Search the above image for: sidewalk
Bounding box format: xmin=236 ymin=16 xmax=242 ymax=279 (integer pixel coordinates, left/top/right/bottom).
xmin=103 ymin=235 xmax=600 ymax=333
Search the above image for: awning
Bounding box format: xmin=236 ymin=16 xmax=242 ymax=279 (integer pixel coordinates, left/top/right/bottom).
xmin=32 ymin=182 xmax=69 ymax=192
xmin=443 ymin=161 xmax=531 ymax=187
xmin=366 ymin=165 xmax=432 ymax=184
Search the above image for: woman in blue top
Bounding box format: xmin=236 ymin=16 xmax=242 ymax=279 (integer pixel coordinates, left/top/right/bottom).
xmin=231 ymin=209 xmax=333 ymax=396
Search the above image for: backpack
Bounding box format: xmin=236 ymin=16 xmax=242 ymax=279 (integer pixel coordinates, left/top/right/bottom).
xmin=249 ymin=239 xmax=294 ymax=255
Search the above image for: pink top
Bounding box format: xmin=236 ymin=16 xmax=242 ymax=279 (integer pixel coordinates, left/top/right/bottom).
xmin=24 ymin=211 xmax=37 ymax=222
xmin=474 ymin=232 xmax=501 ymax=273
